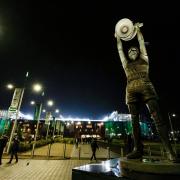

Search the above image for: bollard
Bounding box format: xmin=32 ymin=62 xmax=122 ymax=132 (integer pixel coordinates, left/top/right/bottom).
xmin=31 ymin=143 xmax=35 ymax=157
xmin=78 ymin=146 xmax=81 ymax=160
xmin=148 ymin=145 xmax=151 ymax=161
xmin=160 ymin=146 xmax=164 ymax=158
xmin=107 ymin=147 xmax=110 ymax=159
xmin=63 ymin=142 xmax=66 ymax=158
xmin=120 ymin=147 xmax=124 ymax=157
xmin=173 ymin=145 xmax=177 ymax=155
xmin=48 ymin=144 xmax=51 ymax=158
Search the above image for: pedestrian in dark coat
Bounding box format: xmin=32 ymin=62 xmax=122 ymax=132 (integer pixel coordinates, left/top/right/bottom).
xmin=0 ymin=135 xmax=8 ymax=165
xmin=7 ymin=136 xmax=19 ymax=164
xmin=90 ymin=138 xmax=99 ymax=161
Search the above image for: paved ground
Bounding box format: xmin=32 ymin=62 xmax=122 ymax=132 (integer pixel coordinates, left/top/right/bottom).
xmin=0 ymin=159 xmax=90 ymax=180
xmin=1 ymin=143 xmax=121 ymax=179
xmin=15 ymin=143 xmax=120 ymax=160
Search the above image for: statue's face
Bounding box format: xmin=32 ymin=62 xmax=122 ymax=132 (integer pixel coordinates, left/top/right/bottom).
xmin=128 ymin=47 xmax=139 ymax=61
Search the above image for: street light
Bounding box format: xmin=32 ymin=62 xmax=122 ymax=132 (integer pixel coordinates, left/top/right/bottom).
xmin=30 ymin=101 xmax=35 ymax=105
xmin=6 ymin=84 xmax=14 ymax=90
xmin=47 ymin=100 xmax=54 ymax=107
xmin=33 ymin=83 xmax=42 ymax=93
xmin=55 ymin=109 xmax=59 ymax=113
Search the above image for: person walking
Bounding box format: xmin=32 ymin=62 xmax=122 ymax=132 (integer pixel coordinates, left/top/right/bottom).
xmin=90 ymin=138 xmax=99 ymax=161
xmin=7 ymin=136 xmax=19 ymax=164
xmin=0 ymin=135 xmax=9 ymax=165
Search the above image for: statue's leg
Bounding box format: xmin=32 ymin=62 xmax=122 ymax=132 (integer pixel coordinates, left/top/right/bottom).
xmin=127 ymin=102 xmax=143 ymax=159
xmin=146 ymin=99 xmax=176 ymax=161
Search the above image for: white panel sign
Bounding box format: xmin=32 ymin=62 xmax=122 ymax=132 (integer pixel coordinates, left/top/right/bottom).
xmin=45 ymin=112 xmax=51 ymax=125
xmin=9 ymin=88 xmax=23 ymax=112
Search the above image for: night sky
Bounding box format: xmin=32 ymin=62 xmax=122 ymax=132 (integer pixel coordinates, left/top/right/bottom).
xmin=0 ymin=1 xmax=179 ymax=120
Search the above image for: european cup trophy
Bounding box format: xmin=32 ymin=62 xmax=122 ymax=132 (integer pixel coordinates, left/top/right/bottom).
xmin=115 ymin=18 xmax=143 ymax=41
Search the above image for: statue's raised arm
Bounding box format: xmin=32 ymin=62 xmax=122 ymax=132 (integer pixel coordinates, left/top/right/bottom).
xmin=134 ymin=23 xmax=148 ymax=60
xmin=114 ymin=33 xmax=127 ymax=68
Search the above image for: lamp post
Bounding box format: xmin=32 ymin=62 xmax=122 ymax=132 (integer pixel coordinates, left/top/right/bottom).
xmin=52 ymin=109 xmax=59 ymax=139
xmin=46 ymin=100 xmax=54 ymax=140
xmin=168 ymin=112 xmax=177 ymax=154
xmin=30 ymin=83 xmax=43 ymax=157
xmin=45 ymin=100 xmax=55 ymax=158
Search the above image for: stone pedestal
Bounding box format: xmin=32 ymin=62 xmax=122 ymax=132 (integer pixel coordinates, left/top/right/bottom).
xmin=120 ymin=157 xmax=180 ymax=180
xmin=72 ymin=158 xmax=126 ymax=180
xmin=72 ymin=158 xmax=180 ymax=180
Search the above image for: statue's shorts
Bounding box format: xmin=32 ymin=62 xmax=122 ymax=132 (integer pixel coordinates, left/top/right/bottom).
xmin=126 ymin=79 xmax=158 ymax=104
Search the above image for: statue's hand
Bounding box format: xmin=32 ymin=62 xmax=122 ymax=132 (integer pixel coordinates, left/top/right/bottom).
xmin=114 ymin=33 xmax=121 ymax=41
xmin=134 ymin=22 xmax=143 ymax=27
xmin=114 ymin=33 xmax=117 ymax=38
xmin=134 ymin=22 xmax=143 ymax=30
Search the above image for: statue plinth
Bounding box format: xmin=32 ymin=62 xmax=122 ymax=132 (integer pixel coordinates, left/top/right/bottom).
xmin=120 ymin=157 xmax=180 ymax=180
xmin=72 ymin=158 xmax=180 ymax=180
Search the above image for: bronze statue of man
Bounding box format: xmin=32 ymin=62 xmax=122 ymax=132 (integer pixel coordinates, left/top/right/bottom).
xmin=115 ymin=21 xmax=177 ymax=161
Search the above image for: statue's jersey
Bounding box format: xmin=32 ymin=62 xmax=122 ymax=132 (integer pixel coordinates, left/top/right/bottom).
xmin=122 ymin=56 xmax=158 ymax=104
xmin=123 ymin=56 xmax=149 ymax=82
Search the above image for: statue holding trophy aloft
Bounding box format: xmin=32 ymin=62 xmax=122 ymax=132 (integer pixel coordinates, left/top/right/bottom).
xmin=114 ymin=18 xmax=178 ymax=162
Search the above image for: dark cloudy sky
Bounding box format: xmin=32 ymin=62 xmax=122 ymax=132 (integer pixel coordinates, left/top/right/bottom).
xmin=0 ymin=1 xmax=179 ymax=119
